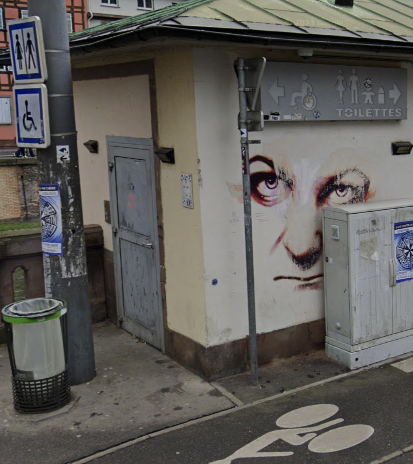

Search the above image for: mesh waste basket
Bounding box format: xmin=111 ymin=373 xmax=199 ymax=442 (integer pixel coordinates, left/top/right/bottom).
xmin=2 ymin=298 xmax=71 ymax=413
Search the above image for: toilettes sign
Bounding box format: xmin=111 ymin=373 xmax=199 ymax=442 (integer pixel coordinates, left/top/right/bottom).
xmin=261 ymin=63 xmax=407 ymax=122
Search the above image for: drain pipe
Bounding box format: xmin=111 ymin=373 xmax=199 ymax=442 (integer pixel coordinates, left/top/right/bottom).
xmin=20 ymin=175 xmax=28 ymax=222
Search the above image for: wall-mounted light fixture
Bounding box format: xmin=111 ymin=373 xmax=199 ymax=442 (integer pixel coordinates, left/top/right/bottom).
xmin=335 ymin=0 xmax=354 ymax=6
xmin=297 ymin=48 xmax=313 ymax=62
xmin=155 ymin=147 xmax=175 ymax=164
xmin=392 ymin=141 xmax=413 ymax=155
xmin=83 ymin=140 xmax=99 ymax=154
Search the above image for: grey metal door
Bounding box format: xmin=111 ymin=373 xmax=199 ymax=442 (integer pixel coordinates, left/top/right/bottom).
xmin=107 ymin=137 xmax=164 ymax=350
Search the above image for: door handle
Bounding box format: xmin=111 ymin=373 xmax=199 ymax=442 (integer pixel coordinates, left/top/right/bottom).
xmin=112 ymin=227 xmax=118 ymax=235
xmin=390 ymin=259 xmax=396 ymax=287
xmin=142 ymin=242 xmax=153 ymax=249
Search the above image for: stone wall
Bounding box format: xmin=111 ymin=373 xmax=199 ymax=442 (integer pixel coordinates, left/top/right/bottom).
xmin=0 ymin=225 xmax=107 ymax=343
xmin=0 ymin=158 xmax=39 ymax=222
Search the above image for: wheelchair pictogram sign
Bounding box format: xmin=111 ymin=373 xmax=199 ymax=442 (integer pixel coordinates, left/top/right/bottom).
xmin=14 ymin=84 xmax=50 ymax=148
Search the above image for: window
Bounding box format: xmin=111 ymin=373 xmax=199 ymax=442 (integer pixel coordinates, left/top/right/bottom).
xmin=137 ymin=0 xmax=153 ymax=10
xmin=22 ymin=9 xmax=73 ymax=33
xmin=101 ymin=0 xmax=118 ymax=5
xmin=0 ymin=8 xmax=4 ymax=29
xmin=0 ymin=97 xmax=12 ymax=124
xmin=67 ymin=13 xmax=73 ymax=33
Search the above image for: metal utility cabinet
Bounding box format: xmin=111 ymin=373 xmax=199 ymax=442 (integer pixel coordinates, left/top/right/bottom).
xmin=323 ymin=199 xmax=413 ymax=369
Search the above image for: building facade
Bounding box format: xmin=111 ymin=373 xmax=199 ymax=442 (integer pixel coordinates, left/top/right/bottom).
xmin=68 ymin=0 xmax=413 ymax=379
xmin=88 ymin=0 xmax=187 ymax=28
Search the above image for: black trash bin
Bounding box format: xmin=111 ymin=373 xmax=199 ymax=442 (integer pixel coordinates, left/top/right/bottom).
xmin=2 ymin=298 xmax=71 ymax=413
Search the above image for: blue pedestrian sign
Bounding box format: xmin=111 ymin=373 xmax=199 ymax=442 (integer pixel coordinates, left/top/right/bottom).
xmin=14 ymin=84 xmax=50 ymax=148
xmin=8 ymin=17 xmax=47 ymax=84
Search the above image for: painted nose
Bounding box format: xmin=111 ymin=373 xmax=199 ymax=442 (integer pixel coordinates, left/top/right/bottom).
xmin=282 ymin=205 xmax=323 ymax=271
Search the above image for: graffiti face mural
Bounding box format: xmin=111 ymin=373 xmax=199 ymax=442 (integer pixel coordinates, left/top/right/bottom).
xmin=249 ymin=130 xmax=375 ymax=328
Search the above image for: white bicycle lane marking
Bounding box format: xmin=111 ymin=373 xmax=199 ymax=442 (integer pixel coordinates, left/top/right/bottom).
xmin=210 ymin=404 xmax=374 ymax=463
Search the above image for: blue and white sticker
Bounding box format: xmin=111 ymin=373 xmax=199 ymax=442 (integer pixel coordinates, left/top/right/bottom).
xmin=394 ymin=221 xmax=413 ymax=283
xmin=40 ymin=184 xmax=62 ymax=256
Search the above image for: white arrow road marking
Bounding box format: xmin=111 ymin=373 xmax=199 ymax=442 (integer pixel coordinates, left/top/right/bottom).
xmin=389 ymin=83 xmax=401 ymax=105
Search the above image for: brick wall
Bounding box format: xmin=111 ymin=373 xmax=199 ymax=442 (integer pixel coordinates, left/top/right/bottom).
xmin=0 ymin=158 xmax=39 ymax=221
xmin=0 ymin=225 xmax=107 ymax=323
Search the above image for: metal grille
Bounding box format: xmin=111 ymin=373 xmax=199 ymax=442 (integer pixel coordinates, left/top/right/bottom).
xmin=0 ymin=147 xmax=37 ymax=158
xmin=12 ymin=370 xmax=71 ymax=414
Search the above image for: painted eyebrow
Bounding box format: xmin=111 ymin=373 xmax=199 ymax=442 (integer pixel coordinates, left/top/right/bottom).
xmin=249 ymin=155 xmax=274 ymax=169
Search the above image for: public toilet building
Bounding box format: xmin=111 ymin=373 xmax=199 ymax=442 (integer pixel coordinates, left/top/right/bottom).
xmin=69 ymin=0 xmax=413 ymax=379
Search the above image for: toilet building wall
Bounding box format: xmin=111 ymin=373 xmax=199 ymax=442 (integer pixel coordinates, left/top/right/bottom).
xmin=72 ymin=51 xmax=208 ymax=347
xmin=193 ymin=47 xmax=413 ymax=348
xmin=73 ymin=74 xmax=152 ymax=252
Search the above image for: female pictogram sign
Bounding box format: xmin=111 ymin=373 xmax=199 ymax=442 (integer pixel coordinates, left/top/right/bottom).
xmin=210 ymin=404 xmax=374 ymax=463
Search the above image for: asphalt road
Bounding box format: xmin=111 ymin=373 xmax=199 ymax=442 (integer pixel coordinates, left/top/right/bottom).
xmin=79 ymin=361 xmax=413 ymax=464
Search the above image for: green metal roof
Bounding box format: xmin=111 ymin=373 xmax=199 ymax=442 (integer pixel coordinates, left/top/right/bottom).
xmin=70 ymin=0 xmax=413 ymax=50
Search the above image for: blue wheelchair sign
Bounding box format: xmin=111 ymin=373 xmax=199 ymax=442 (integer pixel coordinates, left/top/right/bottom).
xmin=14 ymin=84 xmax=50 ymax=148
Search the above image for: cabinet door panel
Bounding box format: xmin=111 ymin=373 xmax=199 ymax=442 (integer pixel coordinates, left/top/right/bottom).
xmin=351 ymin=211 xmax=392 ymax=344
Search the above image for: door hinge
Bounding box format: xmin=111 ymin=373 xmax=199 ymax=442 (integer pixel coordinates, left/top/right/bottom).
xmin=108 ymin=162 xmax=114 ymax=171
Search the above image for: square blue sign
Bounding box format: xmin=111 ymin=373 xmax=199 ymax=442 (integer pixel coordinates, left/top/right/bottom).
xmin=8 ymin=17 xmax=47 ymax=83
xmin=14 ymin=84 xmax=50 ymax=148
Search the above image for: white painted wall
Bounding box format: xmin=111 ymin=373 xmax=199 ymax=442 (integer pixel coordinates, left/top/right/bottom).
xmin=73 ymin=74 xmax=152 ymax=251
xmin=155 ymin=48 xmax=207 ymax=346
xmin=193 ymin=47 xmax=413 ymax=347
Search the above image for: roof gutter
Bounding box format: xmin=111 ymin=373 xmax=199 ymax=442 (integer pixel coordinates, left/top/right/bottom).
xmin=152 ymin=25 xmax=413 ymax=55
xmin=69 ymin=25 xmax=413 ymax=57
xmin=1 ymin=23 xmax=413 ymax=65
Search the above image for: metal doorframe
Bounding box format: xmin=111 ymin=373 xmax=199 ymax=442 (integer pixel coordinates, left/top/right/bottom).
xmin=106 ymin=135 xmax=165 ymax=352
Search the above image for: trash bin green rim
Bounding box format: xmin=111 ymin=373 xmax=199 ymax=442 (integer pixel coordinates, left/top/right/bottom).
xmin=2 ymin=307 xmax=67 ymax=324
xmin=2 ymin=297 xmax=66 ymax=319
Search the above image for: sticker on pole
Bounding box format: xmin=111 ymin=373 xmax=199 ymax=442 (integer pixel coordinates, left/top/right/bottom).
xmin=8 ymin=17 xmax=47 ymax=83
xmin=40 ymin=184 xmax=63 ymax=256
xmin=394 ymin=221 xmax=413 ymax=283
xmin=57 ymin=145 xmax=70 ymax=164
xmin=14 ymin=84 xmax=50 ymax=148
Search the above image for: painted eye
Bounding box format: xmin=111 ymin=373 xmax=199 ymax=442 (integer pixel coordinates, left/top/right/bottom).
xmin=250 ymin=171 xmax=292 ymax=207
xmin=335 ymin=185 xmax=349 ymax=197
xmin=317 ymin=170 xmax=371 ymax=207
xmin=264 ymin=174 xmax=277 ymax=190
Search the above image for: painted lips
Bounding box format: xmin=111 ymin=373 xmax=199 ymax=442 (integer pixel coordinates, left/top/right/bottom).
xmin=273 ymin=274 xmax=324 ymax=291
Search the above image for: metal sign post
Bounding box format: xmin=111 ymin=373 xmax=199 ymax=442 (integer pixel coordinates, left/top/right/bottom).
xmin=235 ymin=57 xmax=266 ymax=386
xmin=25 ymin=0 xmax=95 ymax=385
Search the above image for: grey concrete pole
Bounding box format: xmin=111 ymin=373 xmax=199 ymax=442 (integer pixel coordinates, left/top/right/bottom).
xmin=28 ymin=0 xmax=95 ymax=385
xmin=236 ymin=58 xmax=259 ymax=386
